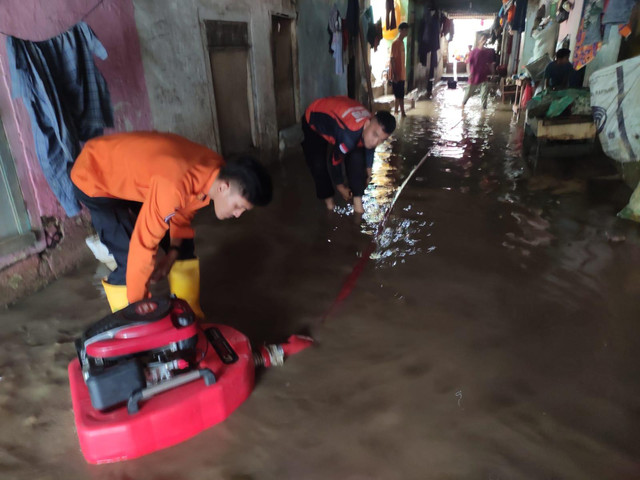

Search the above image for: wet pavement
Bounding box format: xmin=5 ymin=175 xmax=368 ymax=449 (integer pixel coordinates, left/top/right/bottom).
xmin=2 ymin=85 xmax=640 ymax=479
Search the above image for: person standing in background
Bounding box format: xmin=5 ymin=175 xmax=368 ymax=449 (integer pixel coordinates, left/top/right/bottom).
xmin=462 ymin=34 xmax=496 ymax=109
xmin=390 ymin=22 xmax=409 ymax=117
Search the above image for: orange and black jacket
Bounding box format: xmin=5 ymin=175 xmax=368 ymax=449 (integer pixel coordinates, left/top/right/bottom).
xmin=304 ymin=96 xmax=375 ymax=169
xmin=71 ymin=131 xmax=223 ymax=303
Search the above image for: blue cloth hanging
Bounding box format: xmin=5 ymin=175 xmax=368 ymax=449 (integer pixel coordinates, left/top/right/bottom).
xmin=7 ymin=22 xmax=114 ymax=216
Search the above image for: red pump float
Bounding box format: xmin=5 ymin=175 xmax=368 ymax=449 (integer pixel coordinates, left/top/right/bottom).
xmin=68 ymin=296 xmax=312 ymax=464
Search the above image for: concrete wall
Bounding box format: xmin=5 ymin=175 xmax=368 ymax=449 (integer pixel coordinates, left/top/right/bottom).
xmin=0 ymin=0 xmax=152 ymax=305
xmin=133 ymin=0 xmax=302 ymax=158
xmin=297 ymin=0 xmax=349 ymax=110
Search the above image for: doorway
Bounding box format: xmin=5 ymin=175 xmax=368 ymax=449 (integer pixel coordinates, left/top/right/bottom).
xmin=271 ymin=15 xmax=297 ymax=131
xmin=205 ymin=20 xmax=255 ymax=156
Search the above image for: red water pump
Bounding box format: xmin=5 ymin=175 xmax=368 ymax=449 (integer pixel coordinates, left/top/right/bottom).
xmin=68 ymin=296 xmax=312 ymax=464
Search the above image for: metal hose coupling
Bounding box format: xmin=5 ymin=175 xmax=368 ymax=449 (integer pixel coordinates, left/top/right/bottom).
xmin=252 ymin=335 xmax=314 ymax=368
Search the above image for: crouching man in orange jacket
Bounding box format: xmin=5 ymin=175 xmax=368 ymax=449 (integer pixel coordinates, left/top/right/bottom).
xmin=71 ymin=131 xmax=272 ymax=316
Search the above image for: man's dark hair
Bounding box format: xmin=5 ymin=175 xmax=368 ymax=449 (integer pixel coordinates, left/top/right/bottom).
xmin=374 ymin=111 xmax=397 ymax=135
xmin=398 ymin=22 xmax=409 ymax=30
xmin=219 ymin=156 xmax=272 ymax=206
xmin=556 ymin=48 xmax=571 ymax=60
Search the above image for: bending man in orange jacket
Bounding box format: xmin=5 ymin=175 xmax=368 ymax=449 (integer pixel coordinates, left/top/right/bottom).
xmin=71 ymin=131 xmax=272 ymax=315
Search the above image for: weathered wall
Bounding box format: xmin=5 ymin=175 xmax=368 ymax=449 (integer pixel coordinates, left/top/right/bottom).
xmin=297 ymin=0 xmax=349 ymax=110
xmin=0 ymin=0 xmax=152 ymax=219
xmin=133 ymin=0 xmax=300 ymax=158
xmin=0 ymin=0 xmax=152 ymax=305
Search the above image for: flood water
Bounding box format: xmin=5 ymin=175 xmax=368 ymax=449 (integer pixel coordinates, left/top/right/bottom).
xmin=2 ymin=86 xmax=640 ymax=479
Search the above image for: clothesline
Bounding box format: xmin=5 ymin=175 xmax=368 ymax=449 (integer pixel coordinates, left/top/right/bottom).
xmin=0 ymin=0 xmax=105 ymax=38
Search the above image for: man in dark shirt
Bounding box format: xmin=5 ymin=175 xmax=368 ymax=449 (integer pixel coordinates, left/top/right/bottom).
xmin=544 ymin=48 xmax=578 ymax=90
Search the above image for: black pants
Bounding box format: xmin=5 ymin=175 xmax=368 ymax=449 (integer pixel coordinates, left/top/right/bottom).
xmin=392 ymin=80 xmax=405 ymax=99
xmin=301 ymin=118 xmax=367 ymax=200
xmin=73 ymin=184 xmax=195 ymax=285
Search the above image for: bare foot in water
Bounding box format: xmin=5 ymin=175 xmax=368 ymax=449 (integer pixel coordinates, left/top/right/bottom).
xmin=353 ymin=196 xmax=364 ymax=214
xmin=324 ymin=197 xmax=336 ymax=211
xmin=336 ymin=184 xmax=353 ymax=202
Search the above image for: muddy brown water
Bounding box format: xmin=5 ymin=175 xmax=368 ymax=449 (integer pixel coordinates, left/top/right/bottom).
xmin=1 ymin=87 xmax=640 ymax=479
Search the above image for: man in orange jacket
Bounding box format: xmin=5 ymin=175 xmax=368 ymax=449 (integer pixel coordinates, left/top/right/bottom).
xmin=71 ymin=131 xmax=272 ymax=315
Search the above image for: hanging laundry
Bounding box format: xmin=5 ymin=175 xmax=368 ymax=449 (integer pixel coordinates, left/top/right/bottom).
xmin=328 ymin=4 xmax=344 ymax=75
xmin=491 ymin=15 xmax=503 ymax=43
xmin=346 ymin=0 xmax=360 ymax=40
xmin=602 ymin=0 xmax=636 ymax=24
xmin=442 ymin=15 xmax=455 ymax=42
xmin=363 ymin=5 xmax=381 ymax=50
xmin=386 ymin=0 xmax=397 ymax=30
xmin=556 ymin=0 xmax=572 ymax=22
xmin=502 ymin=0 xmax=517 ymax=24
xmin=7 ymin=22 xmax=114 ymax=217
xmin=573 ymin=2 xmax=601 ymax=69
xmin=418 ymin=8 xmax=442 ymax=66
xmin=511 ymin=0 xmax=529 ymax=32
xmin=583 ymin=0 xmax=605 ymax=44
xmin=532 ymin=4 xmax=546 ymax=30
xmin=367 ymin=19 xmax=383 ymax=51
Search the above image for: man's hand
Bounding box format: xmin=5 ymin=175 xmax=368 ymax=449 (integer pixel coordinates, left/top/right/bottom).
xmin=336 ymin=183 xmax=353 ymax=201
xmin=150 ymin=248 xmax=179 ymax=283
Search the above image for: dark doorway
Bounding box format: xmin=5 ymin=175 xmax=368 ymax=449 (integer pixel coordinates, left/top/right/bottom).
xmin=205 ymin=20 xmax=255 ymax=156
xmin=271 ymin=15 xmax=297 ymax=131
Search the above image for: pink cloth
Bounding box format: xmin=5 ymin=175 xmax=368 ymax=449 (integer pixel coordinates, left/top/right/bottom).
xmin=468 ymin=48 xmax=495 ymax=84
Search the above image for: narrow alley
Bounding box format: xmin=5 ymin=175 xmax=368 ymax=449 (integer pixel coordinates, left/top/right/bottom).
xmin=1 ymin=0 xmax=640 ymax=479
xmin=2 ymin=86 xmax=640 ymax=478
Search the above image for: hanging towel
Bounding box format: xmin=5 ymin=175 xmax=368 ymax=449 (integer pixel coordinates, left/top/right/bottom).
xmin=7 ymin=22 xmax=114 ymax=216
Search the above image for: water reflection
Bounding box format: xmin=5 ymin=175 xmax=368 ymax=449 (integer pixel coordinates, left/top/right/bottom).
xmin=360 ymin=118 xmax=432 ymax=268
xmin=360 ymin=87 xmax=506 ymax=268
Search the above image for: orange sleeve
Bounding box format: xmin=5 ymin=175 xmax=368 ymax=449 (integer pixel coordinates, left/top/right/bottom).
xmin=126 ymin=176 xmax=183 ymax=303
xmin=169 ymin=209 xmax=196 ymax=239
xmin=391 ymin=41 xmax=399 ymax=58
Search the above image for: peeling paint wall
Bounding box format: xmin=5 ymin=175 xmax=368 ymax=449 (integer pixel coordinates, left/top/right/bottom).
xmin=133 ymin=0 xmax=301 ymax=158
xmin=0 ymin=0 xmax=152 ymax=305
xmin=0 ymin=0 xmax=152 ymax=219
xmin=133 ymin=0 xmax=353 ymax=153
